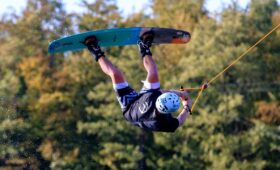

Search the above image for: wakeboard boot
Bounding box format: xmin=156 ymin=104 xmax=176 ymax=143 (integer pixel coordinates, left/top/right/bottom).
xmin=84 ymin=36 xmax=105 ymax=62
xmin=137 ymin=31 xmax=154 ymax=58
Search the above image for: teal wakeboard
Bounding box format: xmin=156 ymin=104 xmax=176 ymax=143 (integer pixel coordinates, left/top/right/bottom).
xmin=48 ymin=27 xmax=191 ymax=53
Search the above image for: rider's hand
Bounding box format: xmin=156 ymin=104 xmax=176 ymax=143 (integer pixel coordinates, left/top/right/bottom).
xmin=180 ymin=90 xmax=189 ymax=100
xmin=181 ymin=98 xmax=192 ymax=114
xmin=180 ymin=91 xmax=192 ymax=110
xmin=181 ymin=99 xmax=188 ymax=106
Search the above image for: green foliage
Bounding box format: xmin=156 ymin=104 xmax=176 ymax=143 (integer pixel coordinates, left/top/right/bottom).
xmin=78 ymin=0 xmax=121 ymax=31
xmin=0 ymin=0 xmax=279 ymax=169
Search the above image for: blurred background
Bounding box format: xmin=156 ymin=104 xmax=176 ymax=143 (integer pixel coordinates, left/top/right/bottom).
xmin=0 ymin=0 xmax=279 ymax=169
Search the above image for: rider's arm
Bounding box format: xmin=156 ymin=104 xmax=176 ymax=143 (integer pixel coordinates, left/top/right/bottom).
xmin=161 ymin=89 xmax=192 ymax=126
xmin=160 ymin=89 xmax=185 ymax=98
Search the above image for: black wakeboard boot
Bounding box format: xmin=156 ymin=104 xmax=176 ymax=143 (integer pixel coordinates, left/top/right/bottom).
xmin=84 ymin=36 xmax=105 ymax=62
xmin=137 ymin=31 xmax=154 ymax=58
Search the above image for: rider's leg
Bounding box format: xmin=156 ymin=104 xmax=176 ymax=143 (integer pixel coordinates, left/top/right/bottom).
xmin=98 ymin=56 xmax=126 ymax=84
xmin=138 ymin=31 xmax=160 ymax=89
xmin=85 ymin=36 xmax=127 ymax=86
xmin=85 ymin=36 xmax=139 ymax=112
xmin=142 ymin=54 xmax=159 ymax=83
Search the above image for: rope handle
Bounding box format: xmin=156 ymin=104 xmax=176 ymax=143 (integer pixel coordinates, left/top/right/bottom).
xmin=179 ymin=83 xmax=208 ymax=114
xmin=179 ymin=83 xmax=208 ymax=91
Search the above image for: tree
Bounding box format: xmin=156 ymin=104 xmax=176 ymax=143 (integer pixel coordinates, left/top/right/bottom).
xmin=0 ymin=0 xmax=72 ymax=169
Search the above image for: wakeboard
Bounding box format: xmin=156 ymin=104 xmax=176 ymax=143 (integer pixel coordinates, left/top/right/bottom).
xmin=48 ymin=27 xmax=191 ymax=53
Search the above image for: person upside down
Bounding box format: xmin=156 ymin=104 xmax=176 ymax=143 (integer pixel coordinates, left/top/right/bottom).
xmin=84 ymin=32 xmax=192 ymax=132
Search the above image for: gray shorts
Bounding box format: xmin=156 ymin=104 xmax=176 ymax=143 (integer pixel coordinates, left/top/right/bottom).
xmin=114 ymin=81 xmax=160 ymax=112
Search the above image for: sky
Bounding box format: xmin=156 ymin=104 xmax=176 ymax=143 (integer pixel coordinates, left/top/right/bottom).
xmin=0 ymin=0 xmax=255 ymax=17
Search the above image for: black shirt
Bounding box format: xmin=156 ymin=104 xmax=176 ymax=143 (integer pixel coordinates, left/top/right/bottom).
xmin=123 ymin=89 xmax=179 ymax=132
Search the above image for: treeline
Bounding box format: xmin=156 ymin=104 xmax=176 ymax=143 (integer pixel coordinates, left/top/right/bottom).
xmin=0 ymin=0 xmax=279 ymax=169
